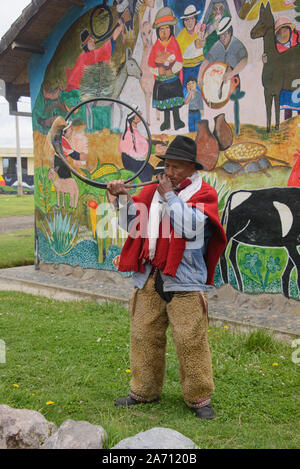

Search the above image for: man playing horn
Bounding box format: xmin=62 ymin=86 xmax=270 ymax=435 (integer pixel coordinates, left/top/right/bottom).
xmin=107 ymin=135 xmax=227 ymax=419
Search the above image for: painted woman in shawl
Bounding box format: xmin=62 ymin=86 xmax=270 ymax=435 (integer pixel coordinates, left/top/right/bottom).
xmin=148 ymin=7 xmax=185 ymax=132
xmin=119 ymin=105 xmax=154 ymax=182
xmin=202 ymin=0 xmax=231 ymax=55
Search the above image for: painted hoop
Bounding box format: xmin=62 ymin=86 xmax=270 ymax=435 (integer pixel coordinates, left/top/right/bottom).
xmin=53 ymin=97 xmax=152 ymax=189
xmin=89 ymin=1 xmax=117 ymax=44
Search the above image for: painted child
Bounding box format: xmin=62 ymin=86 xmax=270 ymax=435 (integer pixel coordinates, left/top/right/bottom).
xmin=185 ymin=76 xmax=203 ymax=133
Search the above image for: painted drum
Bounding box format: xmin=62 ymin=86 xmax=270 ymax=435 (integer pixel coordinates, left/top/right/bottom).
xmin=201 ymin=61 xmax=239 ymax=109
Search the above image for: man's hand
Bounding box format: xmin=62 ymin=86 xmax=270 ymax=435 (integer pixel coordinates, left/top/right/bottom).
xmin=198 ymin=76 xmax=203 ymax=89
xmin=223 ymin=70 xmax=234 ymax=83
xmin=157 ymin=173 xmax=173 ymax=198
xmin=107 ymin=179 xmax=130 ymax=197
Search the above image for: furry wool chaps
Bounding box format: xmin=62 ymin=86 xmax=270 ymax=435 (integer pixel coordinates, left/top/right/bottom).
xmin=128 ymin=276 xmax=214 ymax=407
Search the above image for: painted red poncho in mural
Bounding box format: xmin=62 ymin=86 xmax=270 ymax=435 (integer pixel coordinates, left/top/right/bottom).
xmin=65 ymin=41 xmax=112 ymax=91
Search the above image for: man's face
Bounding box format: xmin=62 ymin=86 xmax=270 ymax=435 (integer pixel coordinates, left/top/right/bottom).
xmin=212 ymin=3 xmax=225 ymax=18
xmin=164 ymin=159 xmax=195 ymax=187
xmin=87 ymin=38 xmax=96 ymax=51
xmin=133 ymin=113 xmax=141 ymax=124
xmin=220 ymin=30 xmax=231 ymax=48
xmin=64 ymin=126 xmax=73 ymax=139
xmin=276 ymin=26 xmax=291 ymax=44
xmin=158 ymin=25 xmax=171 ymax=42
xmin=187 ymin=80 xmax=197 ymax=92
xmin=184 ymin=16 xmax=197 ymax=32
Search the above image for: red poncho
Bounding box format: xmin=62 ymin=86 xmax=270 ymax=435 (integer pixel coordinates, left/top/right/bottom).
xmin=65 ymin=41 xmax=112 ymax=92
xmin=148 ymin=36 xmax=183 ymax=83
xmin=118 ymin=181 xmax=227 ymax=286
xmin=276 ymin=30 xmax=300 ymax=53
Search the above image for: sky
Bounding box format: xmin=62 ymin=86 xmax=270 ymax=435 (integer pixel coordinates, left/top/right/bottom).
xmin=0 ymin=0 xmax=33 ymax=148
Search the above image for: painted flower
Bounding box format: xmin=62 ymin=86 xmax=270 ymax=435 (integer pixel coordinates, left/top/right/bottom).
xmin=243 ymin=253 xmax=262 ymax=276
xmin=266 ymin=256 xmax=281 ymax=274
xmin=112 ymin=255 xmax=120 ymax=268
xmin=88 ymin=200 xmax=99 ymax=210
xmin=88 ymin=200 xmax=99 ymax=237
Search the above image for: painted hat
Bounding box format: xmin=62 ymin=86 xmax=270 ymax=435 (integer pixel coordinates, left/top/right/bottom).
xmin=180 ymin=5 xmax=201 ymax=20
xmin=216 ymin=16 xmax=232 ymax=35
xmin=153 ymin=7 xmax=177 ymax=29
xmin=80 ymin=28 xmax=92 ymax=47
xmin=157 ymin=135 xmax=203 ymax=170
xmin=127 ymin=104 xmax=139 ymax=119
xmin=63 ymin=122 xmax=72 ymax=134
xmin=274 ymin=17 xmax=295 ymax=34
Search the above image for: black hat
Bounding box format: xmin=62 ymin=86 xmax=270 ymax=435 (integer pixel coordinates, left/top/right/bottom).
xmin=157 ymin=135 xmax=203 ymax=170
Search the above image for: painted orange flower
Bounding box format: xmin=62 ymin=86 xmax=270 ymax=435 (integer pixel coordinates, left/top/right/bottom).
xmin=88 ymin=200 xmax=99 ymax=237
xmin=88 ymin=200 xmax=99 ymax=210
xmin=112 ymin=255 xmax=121 ymax=268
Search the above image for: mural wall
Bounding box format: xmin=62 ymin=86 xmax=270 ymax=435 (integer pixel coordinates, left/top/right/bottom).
xmin=30 ymin=0 xmax=300 ymax=300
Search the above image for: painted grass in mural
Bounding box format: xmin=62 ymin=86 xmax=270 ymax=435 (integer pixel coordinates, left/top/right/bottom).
xmin=218 ymin=243 xmax=300 ymax=301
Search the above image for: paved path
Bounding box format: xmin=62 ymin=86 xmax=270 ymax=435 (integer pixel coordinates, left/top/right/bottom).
xmin=0 ymin=264 xmax=299 ymax=342
xmin=1 ymin=218 xmax=299 ymax=341
xmin=0 ymin=215 xmax=34 ymax=233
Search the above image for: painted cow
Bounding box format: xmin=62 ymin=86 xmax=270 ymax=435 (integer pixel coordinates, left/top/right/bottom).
xmin=220 ymin=187 xmax=300 ymax=298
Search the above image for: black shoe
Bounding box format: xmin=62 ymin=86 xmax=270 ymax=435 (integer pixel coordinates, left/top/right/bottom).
xmin=194 ymin=405 xmax=215 ymax=420
xmin=160 ymin=110 xmax=170 ymax=131
xmin=160 ymin=121 xmax=171 ymax=131
xmin=173 ymin=109 xmax=185 ymax=131
xmin=174 ymin=119 xmax=185 ymax=131
xmin=114 ymin=395 xmax=159 ymax=407
xmin=114 ymin=395 xmax=140 ymax=407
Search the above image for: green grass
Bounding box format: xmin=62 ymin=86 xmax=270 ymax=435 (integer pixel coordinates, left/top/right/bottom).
xmin=0 ymin=195 xmax=34 ymax=218
xmin=0 ymin=229 xmax=34 ymax=268
xmin=0 ymin=291 xmax=299 ymax=449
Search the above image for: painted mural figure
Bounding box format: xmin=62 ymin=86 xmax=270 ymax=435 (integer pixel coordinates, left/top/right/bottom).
xmin=185 ymin=76 xmax=204 ymax=132
xmin=139 ymin=9 xmax=155 ymax=126
xmin=202 ymin=0 xmax=231 ymax=55
xmin=198 ymin=16 xmax=247 ymax=134
xmin=114 ymin=0 xmax=141 ymax=36
xmin=274 ymin=17 xmax=300 ymax=120
xmin=198 ymin=17 xmax=248 ymax=89
xmin=119 ymin=105 xmax=154 ymax=182
xmin=176 ymin=4 xmax=206 ymax=93
xmin=148 ymin=7 xmax=185 ymax=132
xmin=65 ymin=24 xmax=123 ymax=92
xmin=287 ymin=148 xmax=300 ymax=187
xmin=250 ymin=3 xmax=300 ymax=132
xmin=54 ymin=123 xmax=86 ymax=179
